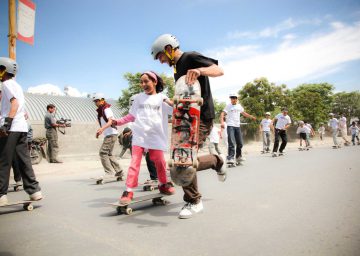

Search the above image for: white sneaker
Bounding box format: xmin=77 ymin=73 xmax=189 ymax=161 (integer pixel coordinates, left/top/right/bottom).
xmin=217 ymin=154 xmax=227 ymax=182
xmin=178 ymin=200 xmax=204 ymax=219
xmin=16 ymin=181 xmax=23 ymax=186
xmin=226 ymin=158 xmax=235 ymax=164
xmin=236 ymin=156 xmax=246 ymax=162
xmin=0 ymin=195 xmax=8 ymax=206
xmin=272 ymin=152 xmax=277 ymax=157
xmin=29 ymin=191 xmax=43 ymax=201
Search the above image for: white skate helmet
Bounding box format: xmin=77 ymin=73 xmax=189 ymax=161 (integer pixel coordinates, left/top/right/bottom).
xmin=151 ymin=34 xmax=180 ymax=60
xmin=0 ymin=57 xmax=18 ymax=75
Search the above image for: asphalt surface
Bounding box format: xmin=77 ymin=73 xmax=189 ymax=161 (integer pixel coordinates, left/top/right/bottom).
xmin=0 ymin=145 xmax=359 ymax=256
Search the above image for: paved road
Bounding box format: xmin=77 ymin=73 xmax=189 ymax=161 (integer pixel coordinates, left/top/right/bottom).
xmin=1 ymin=146 xmax=359 ymax=256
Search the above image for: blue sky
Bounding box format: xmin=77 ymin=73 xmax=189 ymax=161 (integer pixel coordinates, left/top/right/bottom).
xmin=0 ymin=0 xmax=359 ymax=102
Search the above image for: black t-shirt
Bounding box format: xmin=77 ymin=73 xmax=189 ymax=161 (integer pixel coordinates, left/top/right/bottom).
xmin=174 ymin=51 xmax=217 ymax=121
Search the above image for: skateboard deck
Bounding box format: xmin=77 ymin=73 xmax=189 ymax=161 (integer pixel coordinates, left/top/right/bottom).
xmin=298 ymin=147 xmax=309 ymax=151
xmin=169 ymin=75 xmax=203 ymax=187
xmin=107 ymin=193 xmax=170 ymax=215
xmin=90 ymin=175 xmax=124 ymax=185
xmin=0 ymin=200 xmax=34 ymax=211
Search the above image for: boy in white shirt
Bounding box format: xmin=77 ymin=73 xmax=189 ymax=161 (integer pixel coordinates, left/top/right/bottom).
xmin=94 ymin=94 xmax=124 ymax=179
xmin=318 ymin=123 xmax=325 ymax=141
xmin=328 ymin=113 xmax=340 ymax=148
xmin=304 ymin=121 xmax=315 ymax=148
xmin=220 ymin=93 xmax=256 ymax=164
xmin=296 ymin=121 xmax=310 ymax=149
xmin=0 ymin=57 xmax=43 ymax=205
xmin=259 ymin=112 xmax=273 ymax=153
xmin=272 ymin=108 xmax=291 ymax=157
xmin=208 ymin=125 xmax=222 ymax=155
xmin=339 ymin=113 xmax=351 ymax=146
xmin=349 ymin=121 xmax=360 ymax=145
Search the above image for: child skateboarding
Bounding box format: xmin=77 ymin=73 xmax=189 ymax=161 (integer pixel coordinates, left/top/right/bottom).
xmin=272 ymin=108 xmax=291 ymax=157
xmin=259 ymin=112 xmax=273 ymax=153
xmin=94 ymin=94 xmax=124 ymax=180
xmin=0 ymin=57 xmax=43 ymax=206
xmin=349 ymin=121 xmax=360 ymax=145
xmin=151 ymin=33 xmax=226 ymax=219
xmin=113 ymin=71 xmax=175 ymax=204
xmin=296 ymin=121 xmax=310 ymax=149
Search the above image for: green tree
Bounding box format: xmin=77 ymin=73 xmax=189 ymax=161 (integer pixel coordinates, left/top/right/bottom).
xmin=291 ymin=83 xmax=334 ymax=128
xmin=214 ymin=99 xmax=226 ymax=123
xmin=239 ymin=77 xmax=292 ymax=134
xmin=332 ymin=91 xmax=360 ymax=123
xmin=117 ymin=72 xmax=175 ymax=113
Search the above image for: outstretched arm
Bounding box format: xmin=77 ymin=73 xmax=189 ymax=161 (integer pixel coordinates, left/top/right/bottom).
xmin=241 ymin=111 xmax=256 ymax=121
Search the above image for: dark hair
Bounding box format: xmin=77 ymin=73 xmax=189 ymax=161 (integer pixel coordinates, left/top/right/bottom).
xmin=141 ymin=71 xmax=164 ymax=93
xmin=47 ymin=104 xmax=55 ymax=110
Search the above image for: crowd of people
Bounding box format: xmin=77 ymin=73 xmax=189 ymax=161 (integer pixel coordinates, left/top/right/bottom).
xmin=1 ymin=34 xmax=359 ymax=220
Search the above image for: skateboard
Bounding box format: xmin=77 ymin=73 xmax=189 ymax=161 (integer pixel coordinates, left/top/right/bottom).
xmin=91 ymin=175 xmax=124 ymax=185
xmin=9 ymin=183 xmax=23 ymax=192
xmin=168 ymin=75 xmax=203 ymax=187
xmin=107 ymin=193 xmax=170 ymax=215
xmin=272 ymin=152 xmax=284 ymax=157
xmin=140 ymin=180 xmax=159 ymax=191
xmin=298 ymin=147 xmax=309 ymax=151
xmin=0 ymin=200 xmax=34 ymax=211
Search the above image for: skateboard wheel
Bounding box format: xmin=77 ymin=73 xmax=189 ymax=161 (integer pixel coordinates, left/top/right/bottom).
xmin=100 ymin=180 xmax=105 ymax=185
xmin=143 ymin=186 xmax=147 ymax=191
xmin=24 ymin=204 xmax=33 ymax=211
xmin=149 ymin=186 xmax=155 ymax=191
xmin=192 ymin=160 xmax=199 ymax=169
xmin=168 ymin=159 xmax=174 ymax=168
xmin=116 ymin=207 xmax=122 ymax=215
xmin=125 ymin=208 xmax=133 ymax=215
xmin=196 ymin=98 xmax=203 ymax=106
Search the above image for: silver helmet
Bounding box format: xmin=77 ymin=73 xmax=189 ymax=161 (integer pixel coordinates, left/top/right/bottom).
xmin=0 ymin=57 xmax=18 ymax=75
xmin=151 ymin=34 xmax=180 ymax=60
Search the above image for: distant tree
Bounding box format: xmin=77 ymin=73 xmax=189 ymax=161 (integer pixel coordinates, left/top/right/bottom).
xmin=332 ymin=91 xmax=360 ymax=123
xmin=214 ymin=99 xmax=226 ymax=123
xmin=291 ymin=83 xmax=334 ymax=128
xmin=118 ymin=72 xmax=175 ymax=114
xmin=239 ymin=77 xmax=292 ymax=134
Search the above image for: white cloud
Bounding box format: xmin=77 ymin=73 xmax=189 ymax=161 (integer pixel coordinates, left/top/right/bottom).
xmin=27 ymin=84 xmax=89 ymax=97
xmin=27 ymin=84 xmax=64 ymax=96
xmin=210 ymin=20 xmax=360 ymax=103
xmin=64 ymin=86 xmax=88 ymax=97
xmin=227 ymin=17 xmax=322 ymax=40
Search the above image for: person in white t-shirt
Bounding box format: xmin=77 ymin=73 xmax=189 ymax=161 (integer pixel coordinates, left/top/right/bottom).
xmin=0 ymin=57 xmax=43 ymax=206
xmin=339 ymin=113 xmax=351 ymax=146
xmin=318 ymin=123 xmax=325 ymax=141
xmin=304 ymin=121 xmax=315 ymax=148
xmin=296 ymin=121 xmax=311 ymax=148
xmin=94 ymin=93 xmax=124 ymax=179
xmin=220 ymin=93 xmax=256 ymax=164
xmin=272 ymin=108 xmax=292 ymax=156
xmin=328 ymin=113 xmax=340 ymax=148
xmin=208 ymin=125 xmax=222 ymax=155
xmin=349 ymin=121 xmax=360 ymax=145
xmin=113 ymin=71 xmax=175 ymax=204
xmin=259 ymin=112 xmax=273 ymax=153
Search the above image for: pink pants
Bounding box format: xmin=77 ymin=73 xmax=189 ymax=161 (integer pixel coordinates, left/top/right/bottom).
xmin=126 ymin=145 xmax=168 ymax=188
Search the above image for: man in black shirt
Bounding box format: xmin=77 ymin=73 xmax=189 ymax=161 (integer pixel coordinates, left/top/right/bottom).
xmin=151 ymin=34 xmax=227 ymax=219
